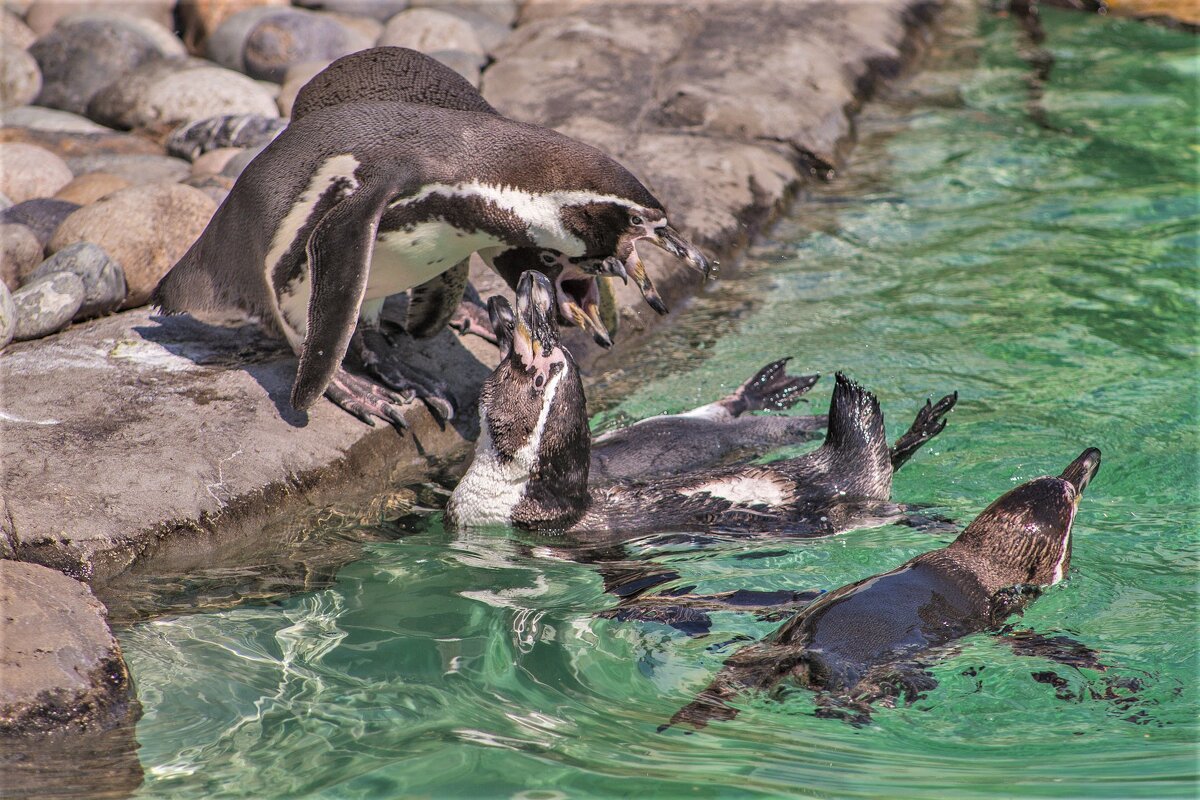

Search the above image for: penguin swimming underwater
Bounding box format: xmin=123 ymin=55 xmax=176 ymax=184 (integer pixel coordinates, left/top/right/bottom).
xmin=445 ymin=270 xmax=956 ymax=535
xmin=663 ymin=448 xmax=1104 ymax=729
xmin=153 ymin=48 xmax=711 ymax=428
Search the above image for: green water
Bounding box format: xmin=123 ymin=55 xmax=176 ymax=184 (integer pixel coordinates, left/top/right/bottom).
xmin=119 ymin=9 xmax=1199 ymax=798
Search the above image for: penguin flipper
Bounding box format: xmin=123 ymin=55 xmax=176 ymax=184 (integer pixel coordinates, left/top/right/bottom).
xmin=405 ymin=258 xmax=470 ymax=338
xmin=291 ymin=178 xmax=398 ymax=412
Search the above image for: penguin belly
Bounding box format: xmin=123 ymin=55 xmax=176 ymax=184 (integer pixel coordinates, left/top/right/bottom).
xmin=277 ymin=220 xmax=504 ymax=340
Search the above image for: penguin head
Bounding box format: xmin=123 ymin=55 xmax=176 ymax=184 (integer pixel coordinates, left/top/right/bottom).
xmin=478 ymin=271 xmax=586 ymax=465
xmin=950 ymin=449 xmax=1101 ymax=590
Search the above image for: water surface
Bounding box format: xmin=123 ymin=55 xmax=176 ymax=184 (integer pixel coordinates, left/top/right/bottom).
xmin=120 ymin=8 xmax=1199 ymax=798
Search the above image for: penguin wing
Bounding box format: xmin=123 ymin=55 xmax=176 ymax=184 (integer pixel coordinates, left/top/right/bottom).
xmin=405 ymin=257 xmax=470 ymax=339
xmin=290 ymin=176 xmax=405 ymax=411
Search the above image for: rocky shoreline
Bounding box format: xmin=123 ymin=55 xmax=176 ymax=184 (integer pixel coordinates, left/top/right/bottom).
xmin=0 ymin=0 xmax=942 ymax=785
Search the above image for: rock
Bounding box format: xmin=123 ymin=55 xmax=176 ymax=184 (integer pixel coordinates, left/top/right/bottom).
xmin=1 ymin=9 xmax=37 ymax=50
xmin=412 ymin=0 xmax=517 ymax=28
xmin=294 ymin=0 xmax=409 ymax=22
xmin=0 ymin=192 xmax=10 ymax=211
xmin=29 ymin=242 xmax=126 ymax=318
xmin=241 ymin=8 xmax=375 ymax=82
xmin=11 ymin=270 xmax=84 ymax=339
xmin=48 ymin=183 xmax=217 ymax=307
xmin=24 ymin=1 xmax=176 ymax=37
xmin=320 ymin=11 xmax=384 ymax=44
xmin=54 ymin=172 xmax=133 ymax=205
xmin=183 ymin=174 xmax=233 ymax=204
xmin=29 ymin=13 xmax=185 ymax=115
xmin=205 ymin=5 xmax=288 ymax=71
xmin=177 ymin=0 xmax=290 ymax=54
xmin=0 ymin=279 xmax=14 ymax=347
xmin=0 ymin=36 xmax=41 ymax=108
xmin=66 ymin=153 xmax=191 ymax=185
xmin=220 ymin=144 xmax=267 ymax=178
xmin=87 ymin=58 xmax=280 ymax=132
xmin=0 ymin=143 xmax=72 ymax=203
xmin=379 ymin=8 xmax=485 ymax=64
xmin=428 ymin=48 xmax=480 ymax=86
xmin=190 ymin=146 xmax=243 ymax=178
xmin=0 ymin=104 xmax=107 ymax=132
xmin=0 ymin=222 xmax=41 ymax=290
xmin=0 ymin=198 xmax=80 ymax=248
xmin=276 ymin=59 xmax=329 ymax=116
xmin=0 ymin=561 xmax=139 ymax=734
xmin=165 ymin=112 xmax=286 ymax=161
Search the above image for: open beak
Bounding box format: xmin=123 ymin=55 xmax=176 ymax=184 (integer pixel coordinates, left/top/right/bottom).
xmin=556 ymin=271 xmax=614 ymax=349
xmin=653 ymin=224 xmax=714 ymax=281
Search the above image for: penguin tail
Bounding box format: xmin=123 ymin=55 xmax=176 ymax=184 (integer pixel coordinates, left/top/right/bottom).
xmin=822 ymin=373 xmax=887 ymax=455
xmin=736 ymin=358 xmax=820 ymax=414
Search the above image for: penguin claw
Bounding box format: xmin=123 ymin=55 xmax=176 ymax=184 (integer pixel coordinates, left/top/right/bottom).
xmin=326 ymin=370 xmax=411 ymax=430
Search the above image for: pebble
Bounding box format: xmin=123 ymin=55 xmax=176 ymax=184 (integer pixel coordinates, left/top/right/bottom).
xmin=66 ymin=154 xmax=191 ymax=186
xmin=11 ymin=270 xmax=84 ymax=340
xmin=0 ymin=279 xmax=14 ymax=348
xmin=178 ymin=0 xmax=289 ymax=56
xmin=29 ymin=14 xmax=185 ymax=116
xmin=294 ymin=0 xmax=409 ymax=22
xmin=165 ymin=113 xmax=286 ymax=161
xmin=322 ymin=11 xmax=384 ymax=44
xmin=378 ymin=9 xmax=485 ymax=64
xmin=48 ymin=183 xmax=217 ymax=307
xmin=0 ymin=9 xmax=36 ymax=50
xmin=220 ymin=144 xmax=267 ymax=178
xmin=0 ymin=143 xmax=73 ymax=204
xmin=0 ymin=198 xmax=79 ymax=248
xmin=428 ymin=49 xmax=480 ymax=86
xmin=411 ymin=1 xmax=515 ymax=52
xmin=88 ymin=59 xmax=280 ymax=131
xmin=53 ymin=172 xmax=133 ymax=205
xmin=0 ymin=223 xmax=41 ymax=291
xmin=206 ymin=6 xmax=288 ymax=72
xmin=0 ymin=105 xmax=108 ymax=132
xmin=190 ymin=146 xmax=243 ymax=177
xmin=29 ymin=242 xmax=126 ymax=319
xmin=242 ymin=8 xmax=375 ymax=82
xmin=276 ymin=59 xmax=329 ymax=116
xmin=182 ymin=174 xmax=233 ymax=205
xmin=0 ymin=38 xmax=41 ymax=108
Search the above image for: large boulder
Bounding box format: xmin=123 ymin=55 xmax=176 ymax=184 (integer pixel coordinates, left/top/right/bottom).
xmin=88 ymin=58 xmax=280 ymax=132
xmin=0 ymin=143 xmax=72 ymax=203
xmin=48 ymin=183 xmax=217 ymax=307
xmin=29 ymin=13 xmax=185 ymax=115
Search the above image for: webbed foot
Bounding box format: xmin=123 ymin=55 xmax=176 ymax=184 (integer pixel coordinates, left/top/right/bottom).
xmin=890 ymin=391 xmax=958 ymax=471
xmin=351 ymin=328 xmax=456 ymax=425
xmin=326 ymin=369 xmax=413 ymax=429
xmin=731 ymin=358 xmax=820 ymax=415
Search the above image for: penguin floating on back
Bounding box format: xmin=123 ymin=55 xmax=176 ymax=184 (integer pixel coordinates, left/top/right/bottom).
xmin=446 ymin=270 xmax=956 ymax=535
xmin=153 ymin=48 xmax=711 ymax=427
xmin=661 ymin=448 xmax=1106 ymax=729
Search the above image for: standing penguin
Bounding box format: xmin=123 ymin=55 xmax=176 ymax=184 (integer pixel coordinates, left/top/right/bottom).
xmin=153 ymin=48 xmax=711 ymax=427
xmin=663 ymin=448 xmax=1103 ymax=729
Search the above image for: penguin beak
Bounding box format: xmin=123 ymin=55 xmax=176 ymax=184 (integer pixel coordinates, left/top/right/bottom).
xmin=556 ymin=272 xmax=613 ymax=349
xmin=617 ymin=236 xmax=670 ymax=316
xmin=1060 ymin=448 xmax=1101 ymax=496
xmin=487 ymin=296 xmax=516 ymax=360
xmin=515 ymin=270 xmax=561 ymax=364
xmin=652 ymin=225 xmax=714 ymax=281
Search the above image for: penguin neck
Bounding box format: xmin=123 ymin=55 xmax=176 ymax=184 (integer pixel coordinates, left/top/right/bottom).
xmin=450 ymin=357 xmax=593 ymax=530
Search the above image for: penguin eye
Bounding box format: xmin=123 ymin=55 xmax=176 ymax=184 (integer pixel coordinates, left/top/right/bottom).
xmin=540 ymin=252 xmax=556 ymax=266
xmin=534 ymin=374 xmax=545 ymax=389
xmin=630 ymin=214 xmax=644 ymax=226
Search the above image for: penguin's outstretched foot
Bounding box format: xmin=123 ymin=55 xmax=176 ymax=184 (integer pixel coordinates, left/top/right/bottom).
xmin=350 ymin=329 xmax=457 ymax=426
xmin=728 ymin=358 xmax=821 ymax=416
xmin=889 ymin=391 xmax=958 ymax=470
xmin=325 ymin=369 xmax=413 ymax=429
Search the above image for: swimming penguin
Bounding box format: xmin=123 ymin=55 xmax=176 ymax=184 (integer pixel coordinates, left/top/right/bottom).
xmin=153 ymin=48 xmax=711 ymax=428
xmin=663 ymin=448 xmax=1103 ymax=729
xmin=446 ymin=270 xmax=955 ymax=535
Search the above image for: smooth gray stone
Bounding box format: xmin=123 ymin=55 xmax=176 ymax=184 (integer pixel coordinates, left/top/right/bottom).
xmin=0 ymin=197 xmax=79 ymax=247
xmin=0 ymin=279 xmax=15 ymax=348
xmin=11 ymin=269 xmax=83 ymax=340
xmin=29 ymin=15 xmax=184 ymax=115
xmin=29 ymin=242 xmax=126 ymax=319
xmin=0 ymin=104 xmax=107 ymax=132
xmin=241 ymin=8 xmax=374 ymax=82
xmin=295 ymin=0 xmax=410 ymax=22
xmin=205 ymin=6 xmax=286 ymax=73
xmin=65 ymin=153 xmax=191 ymax=185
